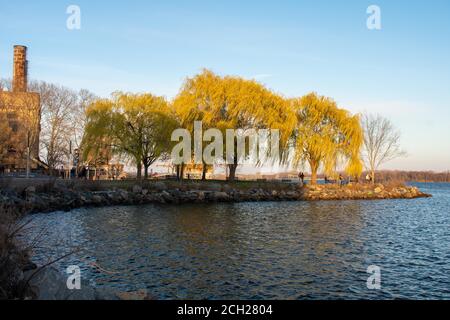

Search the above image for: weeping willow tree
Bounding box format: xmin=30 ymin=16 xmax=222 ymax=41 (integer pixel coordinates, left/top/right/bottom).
xmin=221 ymin=75 xmax=296 ymax=173
xmin=82 ymin=98 xmax=117 ymax=173
xmin=172 ymin=70 xmax=220 ymax=180
xmin=82 ymin=93 xmax=178 ymax=179
xmin=173 ymin=69 xmax=296 ymax=181
xmin=291 ymin=93 xmax=363 ymax=184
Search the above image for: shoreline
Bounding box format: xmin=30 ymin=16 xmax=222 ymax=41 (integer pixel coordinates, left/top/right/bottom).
xmin=0 ymin=180 xmax=432 ymax=215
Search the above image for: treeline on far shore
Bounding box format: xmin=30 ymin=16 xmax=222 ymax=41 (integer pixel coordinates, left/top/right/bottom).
xmin=369 ymin=170 xmax=450 ymax=183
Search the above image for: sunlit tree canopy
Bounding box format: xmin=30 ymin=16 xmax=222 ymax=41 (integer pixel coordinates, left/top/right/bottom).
xmin=83 ymin=92 xmax=178 ymax=179
xmin=173 ymin=69 xmax=296 ymax=180
xmin=291 ymin=92 xmax=363 ymax=184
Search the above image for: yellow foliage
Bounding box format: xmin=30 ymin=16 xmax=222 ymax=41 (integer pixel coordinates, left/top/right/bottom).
xmin=291 ymin=93 xmax=363 ymax=183
xmin=82 ymin=71 xmax=364 ymax=183
xmin=83 ymin=92 xmax=178 ymax=179
xmin=173 ymin=69 xmax=296 ymax=165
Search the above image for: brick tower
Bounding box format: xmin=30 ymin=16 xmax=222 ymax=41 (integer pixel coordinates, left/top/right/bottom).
xmin=12 ymin=45 xmax=28 ymax=93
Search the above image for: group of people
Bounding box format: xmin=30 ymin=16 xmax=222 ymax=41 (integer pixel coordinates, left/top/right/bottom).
xmin=324 ymin=174 xmax=348 ymax=186
xmin=298 ymin=172 xmax=375 ymax=185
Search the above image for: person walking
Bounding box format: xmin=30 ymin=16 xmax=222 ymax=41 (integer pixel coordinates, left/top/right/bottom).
xmin=299 ymin=172 xmax=305 ymax=185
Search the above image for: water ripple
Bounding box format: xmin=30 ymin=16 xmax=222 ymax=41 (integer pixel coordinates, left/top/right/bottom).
xmin=22 ymin=183 xmax=450 ymax=300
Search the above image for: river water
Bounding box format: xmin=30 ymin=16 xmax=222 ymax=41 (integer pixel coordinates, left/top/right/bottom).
xmin=22 ymin=183 xmax=450 ymax=299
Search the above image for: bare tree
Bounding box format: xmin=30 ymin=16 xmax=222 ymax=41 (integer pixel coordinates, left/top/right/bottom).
xmin=361 ymin=113 xmax=407 ymax=183
xmin=31 ymin=82 xmax=76 ymax=171
xmin=71 ymin=89 xmax=97 ymax=150
xmin=28 ymin=81 xmax=96 ymax=173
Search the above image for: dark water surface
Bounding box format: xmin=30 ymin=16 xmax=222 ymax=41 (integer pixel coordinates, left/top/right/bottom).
xmin=23 ymin=183 xmax=450 ymax=299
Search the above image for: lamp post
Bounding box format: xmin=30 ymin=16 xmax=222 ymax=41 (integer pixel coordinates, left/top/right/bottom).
xmin=26 ymin=131 xmax=30 ymax=179
xmin=67 ymin=140 xmax=72 ymax=180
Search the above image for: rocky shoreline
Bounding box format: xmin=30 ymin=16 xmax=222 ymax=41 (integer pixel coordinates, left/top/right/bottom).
xmin=0 ymin=181 xmax=431 ymax=215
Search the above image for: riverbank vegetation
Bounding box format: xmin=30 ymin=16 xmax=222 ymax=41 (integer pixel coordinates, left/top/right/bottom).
xmin=0 ymin=205 xmax=31 ymax=299
xmin=82 ymin=70 xmax=403 ymax=184
xmin=367 ymin=170 xmax=450 ymax=184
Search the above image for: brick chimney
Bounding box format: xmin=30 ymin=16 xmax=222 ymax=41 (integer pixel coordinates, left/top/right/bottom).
xmin=12 ymin=45 xmax=28 ymax=92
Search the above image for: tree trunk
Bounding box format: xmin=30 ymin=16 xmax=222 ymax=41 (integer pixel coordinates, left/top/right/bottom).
xmin=311 ymin=171 xmax=318 ymax=185
xmin=202 ymin=161 xmax=207 ymax=181
xmin=136 ymin=162 xmax=142 ymax=180
xmin=309 ymin=160 xmax=318 ymax=185
xmin=144 ymin=165 xmax=149 ymax=179
xmin=176 ymin=165 xmax=180 ymax=180
xmin=180 ymin=163 xmax=185 ymax=181
xmin=227 ymin=152 xmax=239 ymax=182
xmin=371 ymin=169 xmax=376 ymax=185
xmin=228 ymin=164 xmax=237 ymax=182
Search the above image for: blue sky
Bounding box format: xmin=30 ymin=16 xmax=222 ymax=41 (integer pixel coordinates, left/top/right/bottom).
xmin=1 ymin=0 xmax=449 ymax=171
